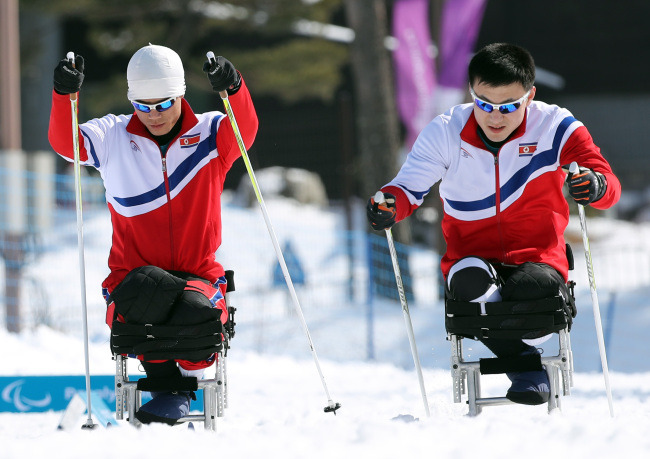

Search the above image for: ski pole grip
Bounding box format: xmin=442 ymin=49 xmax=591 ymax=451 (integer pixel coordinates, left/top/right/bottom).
xmin=206 ymin=51 xmax=228 ymax=99
xmin=569 ymin=161 xmax=579 ymax=175
xmin=66 ymin=52 xmax=77 ymax=101
xmin=373 ymin=191 xmax=385 ymax=213
xmin=374 ymin=191 xmax=385 ymax=205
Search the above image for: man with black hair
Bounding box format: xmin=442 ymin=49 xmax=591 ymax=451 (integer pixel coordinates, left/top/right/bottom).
xmin=367 ymin=43 xmax=620 ymax=405
xmin=49 ymin=44 xmax=258 ymax=424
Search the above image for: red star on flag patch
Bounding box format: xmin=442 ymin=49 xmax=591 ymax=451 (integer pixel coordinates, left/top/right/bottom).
xmin=180 ymin=134 xmax=201 ymax=148
xmin=518 ymin=142 xmax=537 ymax=156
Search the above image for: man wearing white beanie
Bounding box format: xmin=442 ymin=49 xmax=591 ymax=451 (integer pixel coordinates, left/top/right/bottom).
xmin=49 ymin=44 xmax=258 ymax=425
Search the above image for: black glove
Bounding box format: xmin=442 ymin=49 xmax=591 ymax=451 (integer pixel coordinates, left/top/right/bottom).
xmin=53 ymin=55 xmax=85 ymax=95
xmin=202 ymin=56 xmax=241 ymax=95
xmin=367 ymin=193 xmax=397 ymax=231
xmin=567 ymin=166 xmax=606 ymax=204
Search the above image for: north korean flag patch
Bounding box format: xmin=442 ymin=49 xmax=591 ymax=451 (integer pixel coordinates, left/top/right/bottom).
xmin=180 ymin=133 xmax=201 ymax=148
xmin=518 ymin=142 xmax=537 ymax=156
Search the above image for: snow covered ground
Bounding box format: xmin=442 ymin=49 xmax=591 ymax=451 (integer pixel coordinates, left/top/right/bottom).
xmin=2 ymin=196 xmax=650 ymax=457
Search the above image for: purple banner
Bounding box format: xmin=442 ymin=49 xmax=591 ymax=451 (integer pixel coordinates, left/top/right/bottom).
xmin=438 ymin=0 xmax=488 ymax=89
xmin=392 ymin=0 xmax=437 ymax=150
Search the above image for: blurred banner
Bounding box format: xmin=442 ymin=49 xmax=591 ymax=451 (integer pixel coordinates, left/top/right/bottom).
xmin=392 ymin=0 xmax=488 ymax=150
xmin=0 ymin=375 xmax=114 ymax=412
xmin=435 ymin=0 xmax=488 ymax=115
xmin=392 ymin=0 xmax=437 ymax=151
xmin=0 ymin=374 xmax=209 ymax=412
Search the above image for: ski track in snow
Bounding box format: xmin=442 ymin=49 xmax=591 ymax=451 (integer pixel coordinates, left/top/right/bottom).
xmin=1 ymin=327 xmax=650 ymax=458
xmin=2 ymin=200 xmax=650 ymax=457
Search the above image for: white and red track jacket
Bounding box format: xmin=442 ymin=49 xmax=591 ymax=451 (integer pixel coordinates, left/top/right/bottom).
xmin=48 ymin=82 xmax=258 ymax=293
xmin=382 ymin=101 xmax=621 ymax=281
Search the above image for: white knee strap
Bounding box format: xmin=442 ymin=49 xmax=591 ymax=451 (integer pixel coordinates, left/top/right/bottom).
xmin=178 ymin=366 xmax=205 ymax=379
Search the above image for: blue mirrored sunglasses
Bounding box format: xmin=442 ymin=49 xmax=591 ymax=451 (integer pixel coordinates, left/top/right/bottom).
xmin=469 ymin=88 xmax=530 ymax=114
xmin=131 ymin=97 xmax=176 ymax=113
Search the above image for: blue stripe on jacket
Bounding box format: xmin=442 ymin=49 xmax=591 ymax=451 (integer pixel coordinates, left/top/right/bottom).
xmin=445 ymin=116 xmax=576 ymax=212
xmin=113 ymin=115 xmax=225 ymax=208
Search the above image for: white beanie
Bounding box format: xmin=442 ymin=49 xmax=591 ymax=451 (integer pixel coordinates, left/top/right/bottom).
xmin=127 ymin=44 xmax=186 ymax=101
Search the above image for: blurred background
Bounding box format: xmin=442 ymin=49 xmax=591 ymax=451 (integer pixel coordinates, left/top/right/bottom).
xmin=1 ymin=0 xmax=649 ymax=371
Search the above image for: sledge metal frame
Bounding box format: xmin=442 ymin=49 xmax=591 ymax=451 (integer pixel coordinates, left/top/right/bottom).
xmin=113 ymin=272 xmax=236 ymax=431
xmin=114 ymin=350 xmax=228 ymax=431
xmin=449 ymin=328 xmax=574 ymax=416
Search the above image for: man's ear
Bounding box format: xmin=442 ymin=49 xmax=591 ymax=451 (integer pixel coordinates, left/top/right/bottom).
xmin=526 ymin=86 xmax=536 ymax=105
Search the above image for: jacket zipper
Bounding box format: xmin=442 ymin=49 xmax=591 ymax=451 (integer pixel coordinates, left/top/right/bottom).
xmin=161 ymin=156 xmax=175 ymax=269
xmin=493 ymin=154 xmax=507 ymax=262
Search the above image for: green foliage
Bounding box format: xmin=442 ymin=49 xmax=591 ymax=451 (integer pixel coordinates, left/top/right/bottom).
xmin=22 ymin=0 xmax=347 ymax=107
xmin=222 ymin=39 xmax=348 ymax=103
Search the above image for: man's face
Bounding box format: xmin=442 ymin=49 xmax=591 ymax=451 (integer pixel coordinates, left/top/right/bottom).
xmin=133 ymin=96 xmax=182 ymax=137
xmin=470 ymin=81 xmax=535 ymax=143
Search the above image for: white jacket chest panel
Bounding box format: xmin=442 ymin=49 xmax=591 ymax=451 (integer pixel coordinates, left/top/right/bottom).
xmin=439 ymin=103 xmax=580 ymax=221
xmin=79 ymin=112 xmax=225 ymax=217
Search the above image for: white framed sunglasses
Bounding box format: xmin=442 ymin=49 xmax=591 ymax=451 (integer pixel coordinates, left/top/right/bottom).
xmin=131 ymin=96 xmax=176 ymax=113
xmin=469 ymin=87 xmax=531 ymax=114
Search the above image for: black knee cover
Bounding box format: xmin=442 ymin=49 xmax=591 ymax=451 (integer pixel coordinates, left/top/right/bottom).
xmin=447 ymin=257 xmax=500 ymax=302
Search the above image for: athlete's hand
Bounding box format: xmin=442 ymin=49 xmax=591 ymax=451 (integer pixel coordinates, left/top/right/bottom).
xmin=367 ymin=192 xmax=397 ymax=231
xmin=567 ymin=166 xmax=606 ymax=204
xmin=53 ymin=54 xmax=85 ymax=95
xmin=203 ymin=55 xmax=241 ymax=94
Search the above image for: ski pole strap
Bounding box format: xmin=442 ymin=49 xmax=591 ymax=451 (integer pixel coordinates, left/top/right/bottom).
xmin=445 ymin=296 xmax=569 ymax=340
xmin=111 ymin=320 xmax=223 ymax=339
xmin=479 ymin=353 xmax=543 ymax=375
xmin=110 ymin=319 xmax=223 ymax=361
xmin=137 ymin=376 xmax=199 ymax=392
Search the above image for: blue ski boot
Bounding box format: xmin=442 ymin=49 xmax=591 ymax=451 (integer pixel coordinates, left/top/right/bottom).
xmin=482 ymin=339 xmax=550 ymax=406
xmin=135 ymin=391 xmax=192 ymax=425
xmin=135 ymin=360 xmax=192 ymax=426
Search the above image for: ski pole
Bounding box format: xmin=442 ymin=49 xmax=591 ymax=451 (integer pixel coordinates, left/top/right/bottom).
xmin=67 ymin=52 xmax=95 ymax=429
xmin=206 ymin=51 xmax=340 ymax=415
xmin=569 ymin=161 xmax=614 ymax=417
xmin=374 ymin=192 xmax=430 ymax=417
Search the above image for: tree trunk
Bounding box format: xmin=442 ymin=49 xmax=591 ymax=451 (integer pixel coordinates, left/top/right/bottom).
xmin=343 ymin=0 xmax=409 ymax=243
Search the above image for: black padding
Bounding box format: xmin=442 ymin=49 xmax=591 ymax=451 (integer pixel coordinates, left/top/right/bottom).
xmin=109 ymin=266 xmax=225 ymax=361
xmin=167 ymin=290 xmax=222 ymax=326
xmin=112 ymin=333 xmax=221 ymax=352
xmin=225 ymin=270 xmax=235 ymax=292
xmin=133 ymin=336 xmax=221 ymax=355
xmin=445 ymin=296 xmax=569 ymax=339
xmin=566 ymin=244 xmax=574 ymax=271
xmin=499 ymin=261 xmax=576 ymax=332
xmin=479 ymin=353 xmax=543 ymax=375
xmin=475 ymin=329 xmax=557 ymax=340
xmin=137 ymin=376 xmax=198 ymax=392
xmin=111 ymin=320 xmax=223 ymax=361
xmin=141 ymin=360 xmax=181 ymax=378
xmin=501 ymin=262 xmax=565 ymax=301
xmin=139 ymin=347 xmax=221 ymax=362
xmin=446 ymin=297 xmax=563 ymax=316
xmin=445 ymin=262 xmax=575 ymax=339
xmin=110 ymin=266 xmax=186 ymax=324
xmin=480 ymin=337 xmax=530 ymax=357
xmin=447 ymin=313 xmax=558 ymax=330
xmin=111 ymin=320 xmax=222 ymax=339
